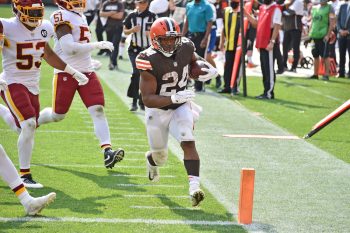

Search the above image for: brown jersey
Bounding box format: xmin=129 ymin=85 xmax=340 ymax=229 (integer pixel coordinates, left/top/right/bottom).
xmin=136 ymin=37 xmax=195 ymax=110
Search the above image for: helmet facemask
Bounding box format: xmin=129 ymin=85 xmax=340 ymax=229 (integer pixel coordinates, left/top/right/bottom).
xmin=61 ymin=0 xmax=86 ymax=13
xmin=14 ymin=2 xmax=44 ymax=28
xmin=153 ymin=32 xmax=182 ymax=57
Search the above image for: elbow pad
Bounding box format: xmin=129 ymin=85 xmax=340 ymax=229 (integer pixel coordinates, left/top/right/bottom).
xmin=58 ymin=34 xmax=94 ymax=55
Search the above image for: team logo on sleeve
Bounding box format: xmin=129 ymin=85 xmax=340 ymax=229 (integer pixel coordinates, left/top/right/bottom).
xmin=41 ymin=29 xmax=48 ymax=38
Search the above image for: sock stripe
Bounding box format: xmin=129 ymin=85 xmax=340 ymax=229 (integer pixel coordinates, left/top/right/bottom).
xmin=20 ymin=169 xmax=30 ymax=176
xmin=12 ymin=184 xmax=26 ymax=196
xmin=101 ymin=144 xmax=111 ymax=150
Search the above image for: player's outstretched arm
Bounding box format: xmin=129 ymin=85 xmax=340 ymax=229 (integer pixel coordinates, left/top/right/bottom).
xmin=43 ymin=44 xmax=88 ymax=86
xmin=56 ymin=24 xmax=113 ymax=56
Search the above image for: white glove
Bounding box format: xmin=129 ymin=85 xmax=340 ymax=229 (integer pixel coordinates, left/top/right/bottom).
xmin=197 ymin=60 xmax=219 ymax=82
xmin=0 ymin=78 xmax=7 ymax=92
xmin=90 ymin=41 xmax=114 ymax=52
xmin=64 ymin=65 xmax=89 ymax=86
xmin=171 ymin=90 xmax=195 ymax=104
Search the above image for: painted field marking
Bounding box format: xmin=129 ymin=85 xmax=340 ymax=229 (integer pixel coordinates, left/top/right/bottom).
xmin=223 ymin=134 xmax=300 ymax=140
xmin=130 ymin=206 xmax=196 ymax=210
xmin=123 ymin=194 xmax=185 ymax=198
xmin=113 ymin=174 xmax=176 ymax=178
xmin=26 ymin=163 xmax=165 ymax=169
xmin=86 ymin=125 xmax=138 ymax=130
xmin=83 ymin=121 xmax=131 ymax=126
xmin=0 ymin=217 xmax=239 ymax=226
xmin=115 ymin=184 xmax=183 ymax=188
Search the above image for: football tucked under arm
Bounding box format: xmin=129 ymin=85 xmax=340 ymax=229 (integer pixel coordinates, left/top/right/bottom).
xmin=189 ymin=60 xmax=218 ymax=82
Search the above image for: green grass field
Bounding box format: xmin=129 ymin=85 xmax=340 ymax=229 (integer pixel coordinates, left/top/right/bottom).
xmin=1 ymin=4 xmax=350 ymax=233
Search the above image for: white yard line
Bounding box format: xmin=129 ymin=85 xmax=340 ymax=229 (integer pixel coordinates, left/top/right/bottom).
xmin=123 ymin=194 xmax=185 ymax=198
xmin=115 ymin=184 xmax=183 ymax=188
xmin=0 ymin=217 xmax=239 ymax=226
xmin=130 ymin=206 xmax=196 ymax=210
xmin=112 ymin=174 xmax=176 ymax=178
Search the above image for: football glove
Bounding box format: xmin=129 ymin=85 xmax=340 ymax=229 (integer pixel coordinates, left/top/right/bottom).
xmin=171 ymin=90 xmax=195 ymax=104
xmin=90 ymin=41 xmax=114 ymax=52
xmin=64 ymin=65 xmax=89 ymax=86
xmin=197 ymin=60 xmax=218 ymax=82
xmin=0 ymin=77 xmax=7 ymax=92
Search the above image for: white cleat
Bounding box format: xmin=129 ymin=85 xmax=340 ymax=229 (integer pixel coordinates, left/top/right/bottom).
xmin=145 ymin=151 xmax=160 ymax=182
xmin=190 ymin=189 xmax=205 ymax=207
xmin=24 ymin=192 xmax=56 ymax=216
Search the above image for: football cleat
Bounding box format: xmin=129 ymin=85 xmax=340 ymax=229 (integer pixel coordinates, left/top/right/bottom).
xmin=104 ymin=148 xmax=124 ymax=169
xmin=24 ymin=192 xmax=56 ymax=216
xmin=145 ymin=151 xmax=160 ymax=182
xmin=21 ymin=174 xmax=43 ymax=188
xmin=190 ymin=189 xmax=205 ymax=207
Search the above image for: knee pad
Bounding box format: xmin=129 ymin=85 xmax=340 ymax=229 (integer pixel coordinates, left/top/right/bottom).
xmin=311 ymin=48 xmax=319 ymax=58
xmin=152 ymin=150 xmax=168 ymax=166
xmin=52 ymin=112 xmax=65 ymax=122
xmin=20 ymin=118 xmax=36 ymax=130
xmin=88 ymin=105 xmax=105 ymax=118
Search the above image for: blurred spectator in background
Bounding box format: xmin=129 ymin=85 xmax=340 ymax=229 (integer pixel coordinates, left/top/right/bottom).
xmin=219 ymin=0 xmax=240 ymax=94
xmin=245 ymin=0 xmax=282 ymax=99
xmin=246 ymin=0 xmax=259 ymax=68
xmin=282 ymin=0 xmax=304 ymax=72
xmin=206 ymin=0 xmax=221 ymax=89
xmin=84 ymin=0 xmax=99 ymax=25
xmin=307 ymin=0 xmax=335 ymax=80
xmin=182 ymin=0 xmax=214 ymax=92
xmin=336 ymin=0 xmax=350 ymax=78
xmin=119 ymin=0 xmax=136 ymax=60
xmin=149 ymin=0 xmax=170 ymax=17
xmin=96 ymin=0 xmax=108 ymax=55
xmin=123 ymin=0 xmax=156 ymax=111
xmin=100 ymin=0 xmax=125 ymax=70
xmin=171 ymin=0 xmax=187 ymax=30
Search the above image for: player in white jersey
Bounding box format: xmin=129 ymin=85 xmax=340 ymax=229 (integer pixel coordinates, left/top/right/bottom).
xmin=38 ymin=0 xmax=125 ymax=169
xmin=0 ymin=0 xmax=89 ymax=188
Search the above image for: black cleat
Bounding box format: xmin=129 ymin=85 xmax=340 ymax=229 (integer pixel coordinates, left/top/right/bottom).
xmin=104 ymin=148 xmax=124 ymax=169
xmin=191 ymin=189 xmax=205 ymax=207
xmin=21 ymin=174 xmax=43 ymax=188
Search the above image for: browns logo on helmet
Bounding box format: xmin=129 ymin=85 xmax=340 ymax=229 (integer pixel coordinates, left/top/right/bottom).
xmin=56 ymin=0 xmax=86 ymax=13
xmin=150 ymin=17 xmax=182 ymax=57
xmin=12 ymin=0 xmax=44 ymax=28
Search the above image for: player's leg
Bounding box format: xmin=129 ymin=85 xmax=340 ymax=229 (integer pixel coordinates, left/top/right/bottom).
xmin=144 ymin=107 xmax=171 ymax=182
xmin=3 ymin=84 xmax=43 ymax=188
xmin=0 ymin=145 xmax=56 ymax=215
xmin=0 ymin=103 xmax=20 ymax=133
xmin=169 ymin=102 xmax=204 ymax=207
xmin=38 ymin=73 xmax=77 ymax=125
xmin=78 ymin=72 xmax=124 ymax=168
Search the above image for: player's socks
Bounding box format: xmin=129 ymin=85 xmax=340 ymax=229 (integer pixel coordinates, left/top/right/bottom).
xmin=88 ymin=105 xmax=111 ymax=146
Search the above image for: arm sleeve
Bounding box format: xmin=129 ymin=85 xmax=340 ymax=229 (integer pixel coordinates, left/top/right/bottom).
xmin=58 ymin=34 xmax=95 ymax=55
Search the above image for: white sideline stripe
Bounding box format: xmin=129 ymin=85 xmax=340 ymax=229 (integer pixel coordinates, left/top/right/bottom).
xmin=115 ymin=184 xmax=183 ymax=188
xmin=81 ymin=115 xmax=128 ymax=120
xmin=131 ymin=206 xmax=196 ymax=210
xmin=83 ymin=121 xmax=131 ymax=125
xmin=112 ymin=174 xmax=176 ymax=178
xmin=283 ymin=80 xmax=344 ymax=102
xmin=223 ymin=134 xmax=300 ymax=140
xmin=27 ymin=164 xmax=158 ymax=169
xmin=87 ymin=125 xmax=138 ymax=130
xmin=0 ymin=217 xmax=238 ymax=226
xmin=123 ymin=194 xmax=186 ymax=198
xmin=0 ymin=128 xmax=143 ymax=136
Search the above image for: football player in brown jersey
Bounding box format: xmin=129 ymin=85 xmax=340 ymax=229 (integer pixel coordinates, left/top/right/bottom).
xmin=136 ymin=17 xmax=218 ymax=207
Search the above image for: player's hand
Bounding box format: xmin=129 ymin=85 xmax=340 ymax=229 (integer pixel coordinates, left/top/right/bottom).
xmin=73 ymin=71 xmax=89 ymax=86
xmin=64 ymin=64 xmax=89 ymax=86
xmin=0 ymin=78 xmax=7 ymax=92
xmin=91 ymin=41 xmax=114 ymax=52
xmin=171 ymin=90 xmax=195 ymax=104
xmin=197 ymin=61 xmax=218 ymax=82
